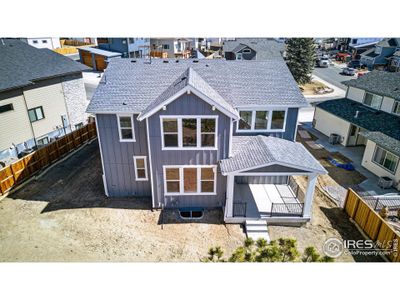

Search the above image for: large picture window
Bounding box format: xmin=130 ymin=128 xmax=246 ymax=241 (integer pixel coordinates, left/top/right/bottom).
xmin=237 ymin=109 xmax=286 ymax=132
xmin=161 ymin=116 xmax=217 ymax=149
xmin=363 ymin=92 xmax=383 ymax=110
xmin=118 ymin=114 xmax=135 ymax=142
xmin=164 ymin=166 xmax=217 ymax=195
xmin=373 ymin=146 xmax=399 ymax=173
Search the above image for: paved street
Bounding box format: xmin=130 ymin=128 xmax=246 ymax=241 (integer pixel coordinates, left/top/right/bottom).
xmin=313 ymin=64 xmax=355 ymax=90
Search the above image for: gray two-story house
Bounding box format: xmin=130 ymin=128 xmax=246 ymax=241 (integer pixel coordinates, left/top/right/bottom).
xmin=87 ymin=58 xmax=326 ymax=238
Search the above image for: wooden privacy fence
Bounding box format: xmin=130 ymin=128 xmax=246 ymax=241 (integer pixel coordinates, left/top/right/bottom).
xmin=344 ymin=189 xmax=400 ymax=262
xmin=0 ymin=123 xmax=97 ymax=196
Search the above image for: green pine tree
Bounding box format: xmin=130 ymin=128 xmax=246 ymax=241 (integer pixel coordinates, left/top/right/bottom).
xmin=286 ymin=38 xmax=316 ymax=85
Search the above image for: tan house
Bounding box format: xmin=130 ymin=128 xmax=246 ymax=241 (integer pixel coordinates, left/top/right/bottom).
xmin=0 ymin=39 xmax=89 ymax=166
xmin=313 ymin=71 xmax=400 ymax=190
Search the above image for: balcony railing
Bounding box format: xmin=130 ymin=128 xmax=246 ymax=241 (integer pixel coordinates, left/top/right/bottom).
xmin=270 ymin=203 xmax=304 ymax=217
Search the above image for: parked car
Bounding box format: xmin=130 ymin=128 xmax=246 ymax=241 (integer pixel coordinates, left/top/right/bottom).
xmin=342 ymin=67 xmax=356 ymax=76
xmin=347 ymin=60 xmax=361 ymax=68
xmin=317 ymin=58 xmax=329 ymax=68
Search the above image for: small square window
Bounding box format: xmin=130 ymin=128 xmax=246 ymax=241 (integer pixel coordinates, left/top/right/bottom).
xmin=28 ymin=106 xmax=45 ymax=122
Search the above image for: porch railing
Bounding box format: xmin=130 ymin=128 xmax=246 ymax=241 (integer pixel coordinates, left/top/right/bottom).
xmin=233 ymin=202 xmax=247 ymax=217
xmin=270 ymin=203 xmax=304 ymax=217
xmin=288 ymin=176 xmax=305 ymax=203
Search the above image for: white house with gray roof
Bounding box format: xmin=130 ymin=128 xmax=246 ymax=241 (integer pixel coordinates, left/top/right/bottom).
xmin=314 ymin=71 xmax=400 ymax=190
xmin=87 ymin=57 xmax=326 ymax=236
xmin=0 ymin=39 xmax=89 ymax=165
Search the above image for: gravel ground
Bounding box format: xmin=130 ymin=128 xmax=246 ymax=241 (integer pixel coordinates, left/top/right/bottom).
xmin=0 ymin=140 xmax=382 ymax=262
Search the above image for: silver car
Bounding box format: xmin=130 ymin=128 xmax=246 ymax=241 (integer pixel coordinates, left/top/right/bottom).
xmin=342 ymin=67 xmax=356 ymax=76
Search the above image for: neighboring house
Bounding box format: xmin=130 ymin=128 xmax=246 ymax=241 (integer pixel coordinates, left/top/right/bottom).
xmin=387 ymin=49 xmax=400 ymax=72
xmin=78 ymin=47 xmax=122 ymax=71
xmin=0 ymin=39 xmax=89 ymax=165
xmin=19 ymin=37 xmax=61 ymax=50
xmin=150 ymin=38 xmax=192 ymax=58
xmin=348 ymin=38 xmax=383 ymax=60
xmin=87 ymin=58 xmax=326 ymax=235
xmin=360 ymin=38 xmax=400 ymax=70
xmin=222 ymin=38 xmax=284 ymax=60
xmin=97 ymin=38 xmax=150 ymax=58
xmin=313 ymin=71 xmax=400 ymax=189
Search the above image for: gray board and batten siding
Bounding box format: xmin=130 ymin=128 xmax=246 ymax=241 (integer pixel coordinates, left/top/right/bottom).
xmin=96 ymin=113 xmax=151 ymax=197
xmin=147 ymin=93 xmax=230 ymax=209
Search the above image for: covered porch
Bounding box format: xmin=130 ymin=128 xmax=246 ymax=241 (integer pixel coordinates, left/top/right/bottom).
xmin=220 ymin=135 xmax=327 ymax=224
xmin=233 ymin=176 xmax=305 ymax=219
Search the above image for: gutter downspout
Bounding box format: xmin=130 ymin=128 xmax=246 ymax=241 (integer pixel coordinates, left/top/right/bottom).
xmin=21 ymin=90 xmax=37 ymax=149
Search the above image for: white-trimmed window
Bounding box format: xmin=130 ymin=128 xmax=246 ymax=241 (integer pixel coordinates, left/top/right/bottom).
xmin=161 ymin=116 xmax=217 ymax=150
xmin=392 ymin=101 xmax=400 ymax=116
xmin=372 ymin=146 xmax=399 ymax=173
xmin=37 ymin=136 xmax=49 ymax=146
xmin=242 ymin=48 xmax=251 ymax=54
xmin=117 ymin=114 xmax=135 ymax=142
xmin=363 ymin=92 xmax=383 ymax=110
xmin=133 ymin=156 xmax=148 ymax=181
xmin=236 ymin=53 xmax=243 ymax=60
xmin=237 ymin=109 xmax=286 ymax=132
xmin=164 ymin=166 xmax=217 ymax=195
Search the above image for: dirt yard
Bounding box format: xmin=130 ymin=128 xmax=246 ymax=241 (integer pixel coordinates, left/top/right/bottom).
xmin=0 ymin=140 xmax=381 ymax=262
xmin=300 ymin=80 xmax=332 ymax=95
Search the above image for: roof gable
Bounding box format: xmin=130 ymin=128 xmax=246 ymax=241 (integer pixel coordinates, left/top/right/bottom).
xmin=137 ymin=67 xmax=239 ymax=120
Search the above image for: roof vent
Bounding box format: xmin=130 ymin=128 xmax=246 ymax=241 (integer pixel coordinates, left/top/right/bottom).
xmin=205 ymin=64 xmax=209 ymax=67
xmin=175 ymin=60 xmax=179 ymax=63
xmin=131 ymin=60 xmax=137 ymax=63
xmin=354 ymin=110 xmax=359 ymax=118
xmin=193 ymin=59 xmax=199 ymax=63
xmin=122 ymin=102 xmax=127 ymax=106
xmin=163 ymin=60 xmax=169 ymax=63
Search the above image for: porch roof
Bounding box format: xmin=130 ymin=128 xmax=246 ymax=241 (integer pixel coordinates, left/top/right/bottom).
xmin=219 ymin=135 xmax=327 ymax=175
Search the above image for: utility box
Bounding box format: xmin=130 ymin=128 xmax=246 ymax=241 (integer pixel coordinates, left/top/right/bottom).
xmin=329 ymin=133 xmax=341 ymax=145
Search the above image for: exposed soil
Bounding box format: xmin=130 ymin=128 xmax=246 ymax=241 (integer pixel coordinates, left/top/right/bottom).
xmin=0 ymin=139 xmax=381 ymax=262
xmin=300 ymin=80 xmax=331 ymax=95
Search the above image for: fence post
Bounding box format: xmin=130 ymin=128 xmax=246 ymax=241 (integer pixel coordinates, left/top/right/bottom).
xmin=374 ymin=198 xmax=379 ymax=210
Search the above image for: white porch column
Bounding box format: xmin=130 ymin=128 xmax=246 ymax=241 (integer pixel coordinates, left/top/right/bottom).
xmin=225 ymin=174 xmax=235 ymax=218
xmin=303 ymin=173 xmax=318 ymax=219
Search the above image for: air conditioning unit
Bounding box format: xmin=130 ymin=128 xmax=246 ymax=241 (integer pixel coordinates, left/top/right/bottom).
xmin=329 ymin=133 xmax=341 ymax=145
xmin=378 ymin=176 xmax=393 ymax=189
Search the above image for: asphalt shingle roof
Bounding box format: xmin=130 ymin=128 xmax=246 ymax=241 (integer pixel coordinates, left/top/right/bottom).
xmin=0 ymin=39 xmax=89 ymax=92
xmin=343 ymin=71 xmax=400 ymax=101
xmin=222 ymin=38 xmax=284 ymax=60
xmin=219 ymin=135 xmax=326 ymax=174
xmin=87 ymin=58 xmax=307 ymax=114
xmin=317 ymin=98 xmax=400 ymax=152
xmin=359 ymin=131 xmax=400 ymax=157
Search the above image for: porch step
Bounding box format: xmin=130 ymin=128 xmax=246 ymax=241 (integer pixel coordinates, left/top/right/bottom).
xmin=245 ymin=220 xmax=270 ymax=242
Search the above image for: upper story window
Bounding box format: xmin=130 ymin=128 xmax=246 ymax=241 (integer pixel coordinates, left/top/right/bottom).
xmin=242 ymin=49 xmax=251 ymax=54
xmin=28 ymin=106 xmax=45 ymax=122
xmin=373 ymin=146 xmax=399 ymax=173
xmin=392 ymin=101 xmax=400 ymax=116
xmin=163 ymin=44 xmax=170 ymax=50
xmin=129 ymin=38 xmax=134 ymax=43
xmin=161 ymin=116 xmax=217 ymax=150
xmin=363 ymin=92 xmax=383 ymax=110
xmin=32 ymin=40 xmax=38 ymax=44
xmin=0 ymin=103 xmax=14 ymax=114
xmin=42 ymin=40 xmax=47 ymax=44
xmin=237 ymin=109 xmax=286 ymax=132
xmin=117 ymin=114 xmax=135 ymax=142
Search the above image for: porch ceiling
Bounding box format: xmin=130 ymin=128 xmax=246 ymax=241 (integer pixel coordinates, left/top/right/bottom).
xmin=220 ymin=135 xmax=327 ymax=175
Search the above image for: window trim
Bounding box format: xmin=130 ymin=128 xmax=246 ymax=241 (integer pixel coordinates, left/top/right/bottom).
xmin=28 ymin=106 xmax=45 ymax=123
xmin=0 ymin=103 xmax=14 ymax=114
xmin=160 ymin=115 xmax=218 ymax=150
xmin=372 ymin=145 xmax=399 ymax=174
xmin=117 ymin=114 xmax=136 ymax=142
xmin=133 ymin=156 xmax=148 ymax=181
xmin=37 ymin=136 xmax=49 ymax=146
xmin=391 ymin=101 xmax=400 ymax=116
xmin=236 ymin=108 xmax=287 ymax=132
xmin=163 ymin=165 xmax=217 ymax=196
xmin=363 ymin=92 xmax=383 ymax=110
xmin=242 ymin=48 xmax=251 ymax=54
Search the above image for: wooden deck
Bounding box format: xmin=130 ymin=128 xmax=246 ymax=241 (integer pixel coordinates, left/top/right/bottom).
xmin=233 ymin=183 xmax=300 ymax=218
